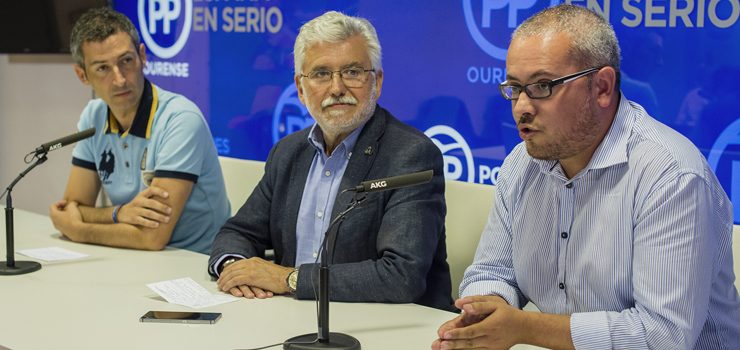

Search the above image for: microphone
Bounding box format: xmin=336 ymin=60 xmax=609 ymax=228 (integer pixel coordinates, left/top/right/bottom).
xmin=2 ymin=127 xmax=95 ymax=276
xmin=33 ymin=128 xmax=95 ymax=155
xmin=351 ymin=169 xmax=433 ymax=193
xmin=283 ymin=169 xmax=434 ymax=349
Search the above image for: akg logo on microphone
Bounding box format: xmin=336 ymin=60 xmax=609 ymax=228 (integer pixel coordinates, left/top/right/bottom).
xmin=707 ymin=118 xmax=740 ymax=223
xmin=138 ymin=0 xmax=192 ymax=59
xmin=370 ymin=181 xmax=387 ymax=190
xmin=272 ymin=83 xmax=313 ymax=144
xmin=48 ymin=143 xmax=62 ymax=151
xmin=425 ymin=125 xmax=476 ymax=183
xmin=462 ymin=0 xmax=547 ymax=61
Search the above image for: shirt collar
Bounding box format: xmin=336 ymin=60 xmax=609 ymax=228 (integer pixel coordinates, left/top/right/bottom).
xmin=307 ymin=120 xmax=368 ymax=160
xmin=105 ymin=80 xmax=158 ymax=139
xmin=586 ymin=94 xmax=633 ymax=170
xmin=533 ymin=93 xmax=633 ymax=176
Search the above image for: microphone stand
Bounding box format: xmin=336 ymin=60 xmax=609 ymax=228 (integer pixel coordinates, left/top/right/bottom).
xmin=284 ymin=192 xmax=365 ymax=350
xmin=0 ymin=152 xmax=46 ymax=275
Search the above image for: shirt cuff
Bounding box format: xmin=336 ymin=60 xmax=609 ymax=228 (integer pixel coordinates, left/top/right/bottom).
xmin=210 ymin=254 xmax=246 ymax=277
xmin=460 ymin=280 xmax=523 ymax=309
xmin=72 ymin=157 xmax=97 ymax=171
xmin=571 ymin=311 xmax=611 ymax=350
xmin=154 ymin=170 xmax=199 ymax=183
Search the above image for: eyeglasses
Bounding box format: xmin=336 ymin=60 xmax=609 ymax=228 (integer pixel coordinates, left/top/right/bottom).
xmin=498 ymin=67 xmax=602 ymax=100
xmin=300 ymin=67 xmax=376 ymax=88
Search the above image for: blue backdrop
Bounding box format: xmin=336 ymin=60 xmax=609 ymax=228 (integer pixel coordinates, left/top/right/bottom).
xmin=114 ymin=0 xmax=740 ymax=223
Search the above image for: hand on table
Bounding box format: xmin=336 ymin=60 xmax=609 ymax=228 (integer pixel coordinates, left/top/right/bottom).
xmin=432 ymin=295 xmax=526 ymax=350
xmin=217 ymin=257 xmax=294 ymax=299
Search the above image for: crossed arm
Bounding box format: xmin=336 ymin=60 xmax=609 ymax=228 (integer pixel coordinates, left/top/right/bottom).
xmin=49 ymin=165 xmax=193 ymax=250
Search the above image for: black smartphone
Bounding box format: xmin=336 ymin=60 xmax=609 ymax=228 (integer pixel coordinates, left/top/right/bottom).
xmin=139 ymin=311 xmax=222 ymax=324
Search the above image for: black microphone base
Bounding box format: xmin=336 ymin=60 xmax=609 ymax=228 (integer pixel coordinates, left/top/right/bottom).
xmin=0 ymin=260 xmax=41 ymax=275
xmin=284 ymin=333 xmax=360 ymax=350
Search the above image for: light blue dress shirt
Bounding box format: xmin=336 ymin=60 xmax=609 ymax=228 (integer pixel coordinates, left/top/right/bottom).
xmin=294 ymin=122 xmax=365 ymax=266
xmin=461 ymin=96 xmax=740 ymax=349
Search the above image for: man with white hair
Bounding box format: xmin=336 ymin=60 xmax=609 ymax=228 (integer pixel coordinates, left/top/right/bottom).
xmin=208 ymin=11 xmax=453 ymax=311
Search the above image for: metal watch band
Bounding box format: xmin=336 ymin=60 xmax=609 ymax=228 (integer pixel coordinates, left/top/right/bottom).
xmin=219 ymin=257 xmax=239 ymax=274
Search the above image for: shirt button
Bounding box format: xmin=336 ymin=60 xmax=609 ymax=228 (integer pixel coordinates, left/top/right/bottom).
xmin=122 ymin=143 xmax=128 ymax=150
xmin=565 ymin=183 xmax=573 ymax=188
xmin=559 ymin=282 xmax=565 ymax=289
xmin=561 ymin=232 xmax=568 ymax=239
xmin=324 ymin=170 xmax=331 ymax=177
xmin=125 ymin=161 xmax=130 ymax=168
xmin=317 ymin=211 xmax=323 ymax=218
xmin=312 ymin=252 xmax=318 ymax=258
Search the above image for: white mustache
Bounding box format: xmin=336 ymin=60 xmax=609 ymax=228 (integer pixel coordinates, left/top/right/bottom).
xmin=321 ymin=95 xmax=358 ymax=108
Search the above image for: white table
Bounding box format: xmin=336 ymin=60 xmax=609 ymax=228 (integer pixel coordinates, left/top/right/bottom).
xmin=0 ymin=208 xmax=543 ymax=349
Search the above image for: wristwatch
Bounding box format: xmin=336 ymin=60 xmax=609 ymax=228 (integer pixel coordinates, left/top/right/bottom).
xmin=218 ymin=257 xmax=240 ymax=274
xmin=286 ymin=268 xmax=299 ymax=293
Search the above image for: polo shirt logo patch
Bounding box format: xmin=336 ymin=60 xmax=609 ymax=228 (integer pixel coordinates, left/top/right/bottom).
xmin=99 ymin=149 xmax=115 ymax=183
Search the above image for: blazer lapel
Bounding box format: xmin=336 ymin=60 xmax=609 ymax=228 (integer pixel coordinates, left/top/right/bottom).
xmin=281 ymin=132 xmax=315 ymax=267
xmin=331 ymin=105 xmax=387 ymax=219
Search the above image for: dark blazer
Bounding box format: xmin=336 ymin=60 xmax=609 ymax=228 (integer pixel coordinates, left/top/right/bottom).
xmin=209 ymin=105 xmax=453 ymax=311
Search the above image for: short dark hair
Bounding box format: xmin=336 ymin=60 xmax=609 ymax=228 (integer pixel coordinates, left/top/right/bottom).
xmin=513 ymin=4 xmax=621 ymax=88
xmin=70 ymin=7 xmax=140 ymax=67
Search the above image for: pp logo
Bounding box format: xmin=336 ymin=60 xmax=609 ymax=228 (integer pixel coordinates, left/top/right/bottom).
xmin=272 ymin=83 xmax=312 ymax=144
xmin=425 ymin=125 xmax=475 ymax=183
xmin=462 ymin=0 xmax=549 ymax=60
xmin=138 ymin=0 xmax=192 ymax=59
xmin=707 ymin=118 xmax=740 ymax=223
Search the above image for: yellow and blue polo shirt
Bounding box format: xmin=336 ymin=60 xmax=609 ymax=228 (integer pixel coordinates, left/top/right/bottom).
xmin=71 ymin=80 xmax=230 ymax=254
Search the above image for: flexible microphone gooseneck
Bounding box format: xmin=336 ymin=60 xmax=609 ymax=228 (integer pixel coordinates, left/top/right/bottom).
xmin=282 ymin=169 xmax=434 ymax=350
xmin=2 ymin=127 xmax=96 ymax=276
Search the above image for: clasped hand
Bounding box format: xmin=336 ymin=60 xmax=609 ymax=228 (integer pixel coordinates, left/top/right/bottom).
xmin=217 ymin=257 xmax=294 ymax=299
xmin=432 ymin=295 xmax=526 ymax=350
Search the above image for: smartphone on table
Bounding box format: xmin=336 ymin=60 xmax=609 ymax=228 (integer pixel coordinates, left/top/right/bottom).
xmin=139 ymin=311 xmax=222 ymax=324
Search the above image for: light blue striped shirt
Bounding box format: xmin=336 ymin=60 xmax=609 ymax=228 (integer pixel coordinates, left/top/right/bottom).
xmin=294 ymin=123 xmax=364 ymax=266
xmin=461 ymin=96 xmax=740 ymax=349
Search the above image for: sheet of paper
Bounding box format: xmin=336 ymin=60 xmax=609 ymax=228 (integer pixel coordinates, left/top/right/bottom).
xmin=17 ymin=247 xmax=88 ymax=261
xmin=147 ymin=277 xmax=238 ymax=309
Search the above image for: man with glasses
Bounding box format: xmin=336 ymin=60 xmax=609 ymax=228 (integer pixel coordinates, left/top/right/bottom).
xmin=208 ymin=11 xmax=453 ymax=311
xmin=49 ymin=8 xmax=230 ymax=254
xmin=434 ymin=4 xmax=739 ymax=350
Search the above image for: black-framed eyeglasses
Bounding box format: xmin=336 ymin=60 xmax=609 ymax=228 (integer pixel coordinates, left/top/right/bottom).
xmin=499 ymin=67 xmax=602 ymax=100
xmin=300 ymin=67 xmax=376 ymax=88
